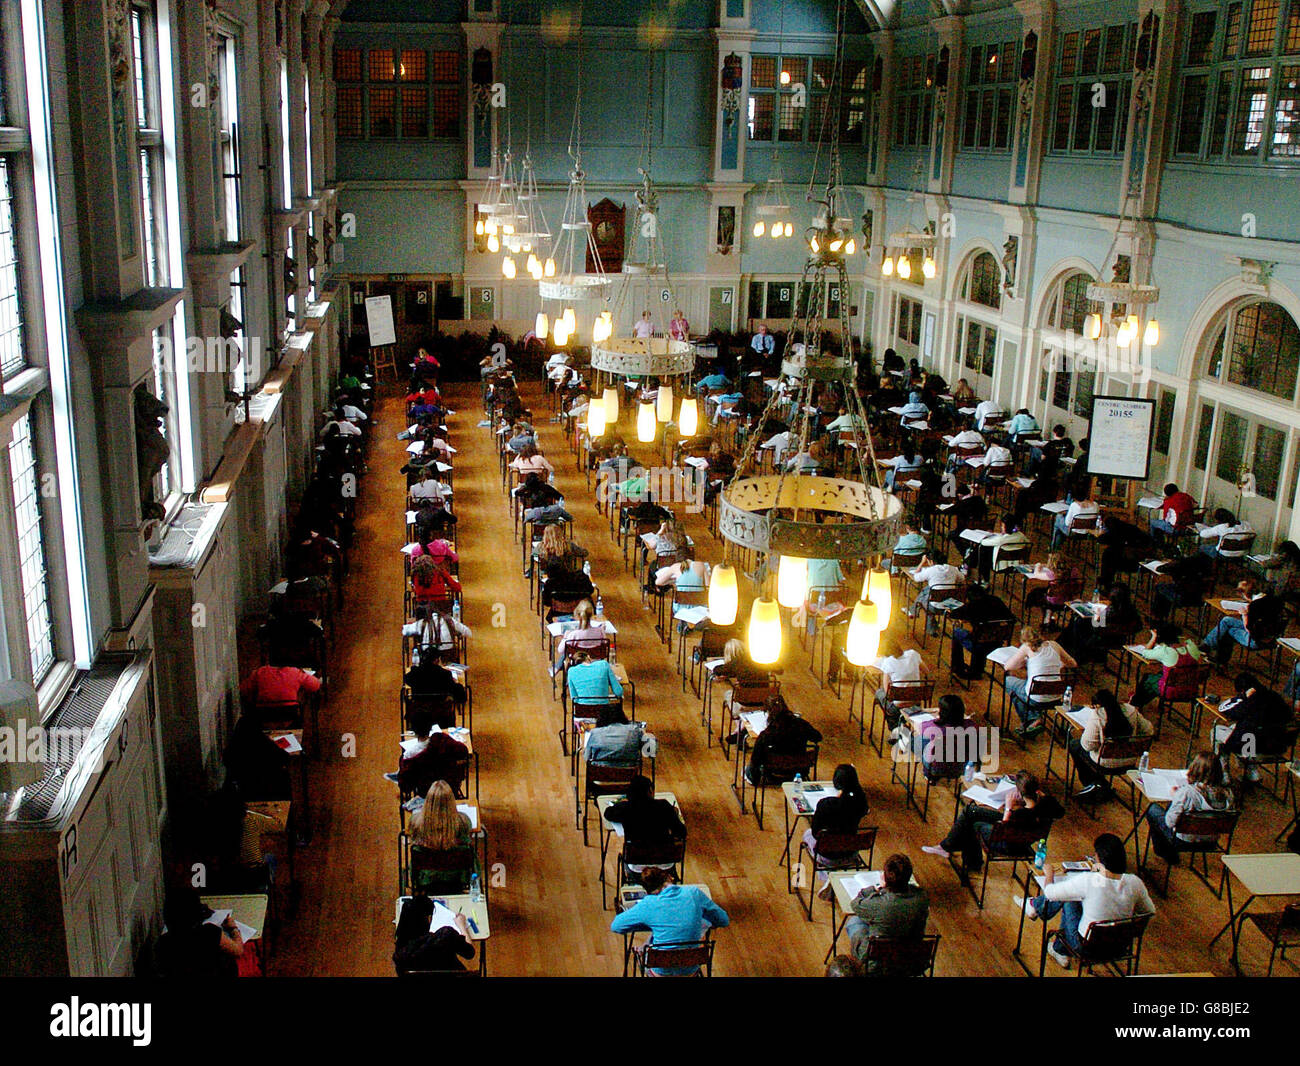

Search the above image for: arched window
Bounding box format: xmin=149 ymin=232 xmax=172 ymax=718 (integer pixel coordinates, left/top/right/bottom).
xmin=1039 ymin=270 xmax=1098 ymax=418
xmin=960 ymin=250 xmax=1001 ymax=309
xmin=1205 ymin=300 xmax=1300 ymax=401
xmin=1049 ymin=272 xmax=1092 ymax=335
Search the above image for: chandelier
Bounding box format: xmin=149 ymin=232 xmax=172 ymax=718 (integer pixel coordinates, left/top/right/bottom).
xmin=752 ymin=149 xmax=795 ymax=239
xmin=1082 ymin=191 xmax=1160 ymax=349
xmin=880 ymin=160 xmax=936 ymax=281
xmin=717 ymin=0 xmax=901 ymax=667
xmin=501 ymin=148 xmax=551 ymax=281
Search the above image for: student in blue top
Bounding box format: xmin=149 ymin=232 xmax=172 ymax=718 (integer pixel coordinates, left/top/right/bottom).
xmin=898 ymin=391 xmax=929 ymax=425
xmin=610 ymin=867 xmax=730 ymax=974
xmin=697 ymin=370 xmax=732 ymax=392
xmin=1005 ymin=408 xmax=1040 ymax=442
xmin=567 ymin=652 xmax=624 ymax=705
xmin=892 ymin=519 xmax=928 ymax=556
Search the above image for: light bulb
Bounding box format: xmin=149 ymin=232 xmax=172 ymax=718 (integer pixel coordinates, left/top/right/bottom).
xmin=748 ymin=598 xmax=782 ymax=665
xmin=1126 ymin=314 xmax=1140 ymax=333
xmin=1084 ymin=313 xmax=1102 ymax=340
xmin=780 ymin=70 xmax=791 ymax=85
xmin=485 ymin=218 xmax=497 ymax=235
xmin=865 ymin=569 xmax=892 ymax=627
xmin=487 ymin=234 xmax=500 ymax=253
xmin=502 ymin=223 xmax=515 ymax=235
xmin=897 ymin=256 xmax=911 ymax=279
xmin=881 ymin=256 xmax=894 ymax=277
xmin=678 ymin=397 xmax=699 ymax=437
xmin=1116 ymin=323 xmax=1133 ymax=348
xmin=777 ymin=555 xmax=808 ymax=609
xmin=586 ymin=396 xmax=606 ymax=437
xmin=529 ymin=261 xmax=543 ymax=280
xmin=637 ymin=400 xmax=656 ymax=443
xmin=656 ymin=384 xmax=673 ymax=422
xmin=1144 ymin=319 xmax=1160 ymax=346
xmin=810 ymin=236 xmax=820 ymax=253
xmin=784 ymin=222 xmax=794 ymax=237
xmin=829 ymin=238 xmax=843 ymax=252
xmin=602 ymin=386 xmax=619 ymax=422
xmin=527 ymin=253 xmax=540 ymax=274
xmin=708 ymin=564 xmax=738 ymax=626
xmin=771 ymin=225 xmax=782 ymax=240
xmin=535 ymin=311 xmax=549 ymax=339
xmin=845 ymin=599 xmax=881 ymax=666
xmin=544 ymin=258 xmax=556 ymax=277
xmin=553 ymin=320 xmax=570 ymax=345
xmin=845 ymin=239 xmax=856 ymax=256
xmin=922 ymin=255 xmax=937 ymax=279
xmin=474 ymin=219 xmax=485 ymax=236
xmin=502 ymin=256 xmax=516 ymax=279
xmin=753 ymin=221 xmax=766 ymax=237
xmin=563 ymin=307 xmax=576 ymax=332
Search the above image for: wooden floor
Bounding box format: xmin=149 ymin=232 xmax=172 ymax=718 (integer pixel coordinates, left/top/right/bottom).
xmin=268 ymin=379 xmax=1297 ymax=977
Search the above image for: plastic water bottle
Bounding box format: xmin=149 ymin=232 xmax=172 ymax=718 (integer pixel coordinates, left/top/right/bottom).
xmin=452 ymin=600 xmax=461 ymax=622
xmin=1139 ymin=751 xmax=1150 ymax=773
xmin=596 ymin=593 xmax=605 ymax=616
xmin=964 ymin=761 xmax=976 ymax=783
xmin=470 ymin=872 xmax=481 ymax=902
xmin=793 ymin=772 xmax=803 ymax=792
xmin=1063 ymin=685 xmax=1073 ymax=711
xmin=1033 ymin=840 xmax=1048 ymax=871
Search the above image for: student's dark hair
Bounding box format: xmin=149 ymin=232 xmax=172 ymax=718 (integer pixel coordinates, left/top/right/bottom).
xmin=1052 ymin=424 xmax=1067 ymax=437
xmin=1164 ymin=482 xmax=1179 ymax=495
xmin=883 ymin=853 xmax=914 ymax=890
xmin=1155 ymin=622 xmax=1181 ymax=645
xmin=900 ymin=435 xmax=917 ymax=464
xmin=595 ymin=703 xmax=629 ymax=728
xmin=1093 ymin=689 xmax=1132 ymax=737
xmin=407 ymin=706 xmax=435 ymax=739
xmin=641 ymin=866 xmax=674 ymax=893
xmin=825 ymin=954 xmax=865 ymax=977
xmin=937 ymin=693 xmax=965 ymax=726
xmin=1213 ymin=507 xmax=1235 ymax=525
xmin=626 ymin=774 xmax=654 ymax=803
xmin=1094 ymin=833 xmax=1127 ymax=874
xmin=1234 ymin=672 xmax=1260 ymax=694
xmin=831 ymin=763 xmax=865 ymax=807
xmin=1014 ymin=769 xmax=1043 ymax=803
xmin=1278 ymin=540 xmax=1300 ymax=563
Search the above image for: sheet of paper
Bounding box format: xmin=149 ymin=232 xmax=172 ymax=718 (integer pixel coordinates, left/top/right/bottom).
xmin=1041 ymin=501 xmax=1069 ymax=514
xmin=843 ymin=871 xmax=885 ymax=896
xmin=798 ymin=786 xmax=839 ymax=808
xmin=457 ymin=803 xmax=478 ymax=830
xmin=1219 ymin=599 xmax=1250 ymax=613
xmin=272 ymin=733 xmax=302 ymax=754
xmin=428 ymin=901 xmax=461 ymax=934
xmin=738 ymin=711 xmax=768 ymax=734
xmin=987 ymin=645 xmax=1017 ymax=667
xmin=673 ymin=605 xmax=710 ymax=625
xmin=1138 ymin=769 xmax=1187 ymax=802
xmin=407 ymin=440 xmax=425 ymax=454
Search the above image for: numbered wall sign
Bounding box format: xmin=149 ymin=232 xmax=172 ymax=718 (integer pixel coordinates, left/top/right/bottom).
xmin=779 ymin=286 xmax=791 ymax=302
xmin=416 ymin=290 xmax=428 ymax=305
xmin=480 ymin=288 xmax=493 ymax=303
xmin=721 ymin=289 xmax=733 ymax=304
xmin=660 ymin=289 xmax=671 ymax=302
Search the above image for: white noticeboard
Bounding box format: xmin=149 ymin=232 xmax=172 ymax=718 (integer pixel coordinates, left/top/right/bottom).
xmin=364 ymin=295 xmax=397 ymax=347
xmin=1086 ymin=395 xmax=1156 ymax=481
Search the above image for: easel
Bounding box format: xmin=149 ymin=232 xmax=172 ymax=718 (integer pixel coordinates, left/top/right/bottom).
xmin=372 ymin=345 xmax=397 ymax=382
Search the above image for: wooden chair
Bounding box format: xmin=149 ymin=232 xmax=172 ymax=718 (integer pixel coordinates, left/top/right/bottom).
xmin=866 ymin=677 xmax=934 ymax=754
xmin=795 ymin=826 xmax=877 ymax=921
xmin=1055 ymin=912 xmax=1152 ymax=976
xmin=1072 ymin=734 xmax=1155 ymax=817
xmin=950 ymin=819 xmax=1044 ymax=909
xmin=578 ymin=762 xmax=640 ymax=846
xmin=611 ymin=838 xmax=687 ymax=912
xmin=630 ymin=934 xmax=716 ymax=977
xmin=861 ymin=933 xmax=941 ymax=977
xmin=1242 ymin=902 xmax=1300 ymax=977
xmin=1141 ymin=807 xmax=1239 ymax=898
xmin=751 ymin=746 xmax=820 ymax=830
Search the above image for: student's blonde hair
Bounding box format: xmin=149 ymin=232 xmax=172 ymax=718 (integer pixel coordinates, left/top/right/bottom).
xmin=572 ymin=599 xmax=595 ymax=629
xmin=1020 ymin=625 xmax=1043 ymax=650
xmin=411 ymin=780 xmax=462 ymax=850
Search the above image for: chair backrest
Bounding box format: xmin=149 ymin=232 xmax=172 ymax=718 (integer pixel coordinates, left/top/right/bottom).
xmin=586 ymin=763 xmax=640 ymax=792
xmin=885 ymin=677 xmax=935 ymax=709
xmin=766 ymin=746 xmax=818 ymax=780
xmin=1217 ymin=532 xmax=1256 ymax=556
xmin=567 ymin=636 xmax=610 ymax=661
xmin=985 ymin=462 xmax=1014 ymax=481
xmin=1077 ymin=912 xmax=1151 ymax=964
xmin=862 ymin=933 xmax=940 ymax=977
xmin=623 ymin=837 xmax=687 ymax=867
xmin=410 ymin=843 xmax=476 ymax=894
xmin=993 ymin=543 xmax=1030 ymax=568
xmin=1171 ymin=807 xmax=1240 ymax=841
xmin=1068 ymin=512 xmax=1100 ymax=534
xmin=639 ymin=938 xmax=713 ymax=975
xmin=969 ymin=617 xmax=1016 ymax=646
xmin=1025 ymin=674 xmax=1068 ymax=702
xmin=891 ymin=549 xmax=925 ymax=571
xmin=1096 ymin=732 xmax=1154 ymax=763
xmin=985 ymin=819 xmax=1042 ymax=857
xmin=1278 ymin=902 xmax=1300 ymax=935
xmin=811 ymin=826 xmax=877 ymax=858
xmin=730 ymin=679 xmax=778 ymax=706
xmin=1157 ymin=660 xmax=1205 ymax=702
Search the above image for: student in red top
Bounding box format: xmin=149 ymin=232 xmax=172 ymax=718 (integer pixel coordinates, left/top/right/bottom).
xmin=1149 ymin=482 xmax=1196 ymax=546
xmin=241 ymin=658 xmax=322 ymax=707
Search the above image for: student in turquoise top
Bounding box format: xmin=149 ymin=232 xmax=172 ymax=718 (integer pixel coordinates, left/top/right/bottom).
xmin=892 ymin=520 xmax=928 ymax=556
xmin=1006 ymin=408 xmax=1041 ymax=442
xmin=807 ymin=557 xmax=846 ymax=594
xmin=567 ymin=653 xmax=624 ymax=704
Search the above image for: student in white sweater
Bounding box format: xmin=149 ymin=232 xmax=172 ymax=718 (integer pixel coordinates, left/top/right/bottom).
xmin=1018 ymin=832 xmax=1155 ymax=970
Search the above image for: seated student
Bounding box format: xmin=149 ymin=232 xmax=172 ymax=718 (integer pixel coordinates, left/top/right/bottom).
xmin=950 ymin=582 xmax=1016 ymax=680
xmin=947 ymin=426 xmax=986 ymax=459
xmin=536 ymin=521 xmax=589 ymax=575
xmin=1069 ymin=689 xmax=1153 ymax=801
xmin=393 ymin=895 xmax=476 ymax=975
xmin=1051 ymin=479 xmax=1101 ymax=549
xmin=882 ymin=440 xmax=923 ymax=491
xmin=898 ymin=391 xmax=930 ymax=426
xmin=846 ymin=853 xmax=930 ymax=972
xmin=506 ymin=421 xmax=536 ymax=454
xmin=804 ymin=764 xmax=871 ymax=897
xmin=412 ymin=499 xmax=457 ymax=543
xmin=905 ymin=553 xmax=964 ymax=637
xmin=867 ymin=633 xmax=924 ymax=729
xmin=1027 ymin=424 xmax=1073 ymax=474
xmin=717 ymin=637 xmax=772 ymax=690
xmin=406 ymin=534 xmax=459 ymax=567
xmin=409 ymin=467 xmax=452 ymax=505
xmin=604 ymin=773 xmax=685 ymax=872
xmin=1148 ymin=552 xmax=1212 ymax=623
xmin=654 ymin=552 xmax=710 ymax=592
xmin=944 ymin=483 xmax=989 ymax=556
xmin=1128 ymin=623 xmax=1202 ymax=711
xmin=1198 ymin=507 xmax=1253 ymax=558
xmin=551 ymin=599 xmax=606 ymax=674
xmin=1200 ymin=578 xmax=1285 ymax=665
xmin=609 ymin=867 xmax=730 ymax=975
xmin=917 ymin=693 xmax=973 ymax=775
xmin=407 ymin=779 xmax=476 ymax=894
xmin=697 ymin=369 xmax=732 ymax=392
xmin=977 ymin=441 xmax=1014 ymax=484
xmin=1096 ymin=516 xmax=1157 ymax=588
xmin=393 ymin=712 xmax=469 ymax=797
xmin=950 ymin=377 xmax=976 ymax=408
xmin=541 ymin=559 xmax=596 ymax=611
xmin=1004 ymin=625 xmax=1078 ymax=734
xmin=158 ymin=887 xmax=244 ymax=978
xmin=923 ymin=769 xmax=1064 ymax=870
xmin=403 ymin=604 xmax=472 ymax=662
xmin=241 ymin=652 xmax=323 ymax=716
xmin=1259 ymin=539 xmax=1300 ymax=596
xmin=1060 ymin=582 xmax=1143 ymax=664
xmin=973 ymin=396 xmax=1004 ymax=431
xmin=650 ymin=517 xmax=687 ymax=557
xmin=567 ymin=651 xmax=624 ymax=706
xmin=964 ymin=514 xmax=1028 ymax=582
xmin=1005 ymin=408 xmax=1040 ymax=443
xmin=745 ymin=695 xmax=823 ymax=786
xmin=825 ymin=406 xmax=868 ymax=434
xmin=1148 ymin=482 xmax=1197 ymax=546
xmin=1144 ymin=751 xmax=1234 ymax=864
xmin=1215 ymin=673 xmax=1295 ymax=782
xmin=223 ymin=713 xmax=291 ymax=800
xmin=509 ymin=441 xmax=554 ymax=477
xmin=891 ymin=519 xmax=928 ymax=559
xmin=1021 ymin=552 xmax=1074 ymax=628
xmin=1020 ymin=832 xmax=1155 ymax=970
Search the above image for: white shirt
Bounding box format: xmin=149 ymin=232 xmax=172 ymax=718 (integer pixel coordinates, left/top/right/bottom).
xmin=1024 ymin=642 xmax=1066 ymax=699
xmin=1041 ymin=871 xmax=1155 ymax=939
xmin=410 ymin=480 xmax=451 ymax=502
xmin=875 ymin=648 xmax=922 ymax=686
xmin=950 ymin=430 xmax=984 ymax=448
xmin=763 ymin=431 xmax=792 ymax=464
xmin=545 ymin=352 xmax=569 ymax=370
xmin=984 ymin=445 xmax=1012 ymax=467
xmin=341 ymin=404 xmax=367 ymax=421
xmin=973 ymin=399 xmax=1004 ymax=429
xmin=633 ymin=318 xmax=654 ymax=339
xmin=1200 ymin=520 xmax=1252 ymax=542
xmin=912 ymin=562 xmax=962 ymax=589
xmin=1064 ymin=499 xmax=1100 ymax=528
